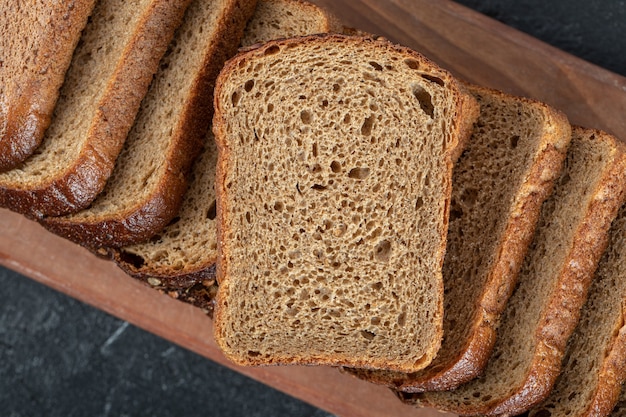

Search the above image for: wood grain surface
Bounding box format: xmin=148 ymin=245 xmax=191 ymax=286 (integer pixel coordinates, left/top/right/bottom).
xmin=2 ymin=1 xmax=626 ymax=416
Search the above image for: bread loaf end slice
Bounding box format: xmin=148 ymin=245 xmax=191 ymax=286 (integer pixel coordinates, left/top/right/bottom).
xmin=400 ymin=127 xmax=626 ymax=416
xmin=0 ymin=0 xmax=191 ymax=218
xmin=346 ymin=85 xmax=571 ymax=391
xmin=110 ymin=0 xmax=342 ymax=315
xmin=213 ymin=34 xmax=479 ymax=371
xmin=0 ymin=1 xmax=96 ymax=171
xmin=528 ymin=201 xmax=626 ymax=417
xmin=42 ymin=0 xmax=259 ymax=248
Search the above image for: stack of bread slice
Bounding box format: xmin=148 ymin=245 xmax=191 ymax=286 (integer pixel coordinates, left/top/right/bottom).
xmin=2 ymin=0 xmax=626 ymax=415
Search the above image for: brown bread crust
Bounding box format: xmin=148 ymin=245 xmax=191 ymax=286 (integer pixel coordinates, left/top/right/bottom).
xmin=42 ymin=0 xmax=259 ymax=248
xmin=0 ymin=0 xmax=96 ymax=172
xmin=0 ymin=0 xmax=192 ymax=219
xmin=345 ymin=86 xmax=570 ymax=392
xmin=399 ymin=127 xmax=626 ymax=416
xmin=212 ymin=34 xmax=478 ymax=370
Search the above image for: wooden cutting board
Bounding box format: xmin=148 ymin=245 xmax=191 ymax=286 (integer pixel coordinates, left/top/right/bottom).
xmin=1 ymin=1 xmax=625 ymax=416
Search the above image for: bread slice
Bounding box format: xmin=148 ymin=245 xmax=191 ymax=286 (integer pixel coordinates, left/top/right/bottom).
xmin=528 ymin=202 xmax=626 ymax=417
xmin=109 ymin=0 xmax=341 ymax=314
xmin=0 ymin=0 xmax=190 ymax=218
xmin=399 ymin=127 xmax=626 ymax=416
xmin=0 ymin=1 xmax=96 ymax=171
xmin=42 ymin=0 xmax=259 ymax=248
xmin=212 ymin=34 xmax=480 ymax=371
xmin=346 ymin=85 xmax=571 ymax=391
xmin=241 ymin=0 xmax=342 ymax=47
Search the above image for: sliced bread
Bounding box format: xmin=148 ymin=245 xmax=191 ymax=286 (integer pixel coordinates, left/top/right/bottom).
xmin=212 ymin=34 xmax=480 ymax=371
xmin=241 ymin=0 xmax=342 ymax=46
xmin=399 ymin=127 xmax=626 ymax=416
xmin=109 ymin=0 xmax=341 ymax=314
xmin=528 ymin=202 xmax=626 ymax=417
xmin=42 ymin=0 xmax=259 ymax=248
xmin=0 ymin=0 xmax=190 ymax=218
xmin=0 ymin=0 xmax=96 ymax=171
xmin=346 ymin=85 xmax=571 ymax=391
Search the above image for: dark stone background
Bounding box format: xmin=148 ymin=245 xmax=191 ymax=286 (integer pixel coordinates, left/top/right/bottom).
xmin=1 ymin=1 xmax=625 ymax=416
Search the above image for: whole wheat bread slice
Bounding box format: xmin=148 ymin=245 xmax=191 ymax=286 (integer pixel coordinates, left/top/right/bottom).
xmin=0 ymin=0 xmax=96 ymax=171
xmin=399 ymin=127 xmax=626 ymax=416
xmin=212 ymin=34 xmax=479 ymax=371
xmin=528 ymin=201 xmax=626 ymax=417
xmin=109 ymin=0 xmax=341 ymax=315
xmin=42 ymin=0 xmax=259 ymax=248
xmin=0 ymin=0 xmax=190 ymax=218
xmin=346 ymin=85 xmax=571 ymax=391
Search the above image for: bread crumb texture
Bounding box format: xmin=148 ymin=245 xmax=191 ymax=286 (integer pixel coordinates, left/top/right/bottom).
xmin=213 ymin=35 xmax=468 ymax=371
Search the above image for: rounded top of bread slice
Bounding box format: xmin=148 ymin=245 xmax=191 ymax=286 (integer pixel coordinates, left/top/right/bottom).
xmin=212 ymin=34 xmax=479 ymax=372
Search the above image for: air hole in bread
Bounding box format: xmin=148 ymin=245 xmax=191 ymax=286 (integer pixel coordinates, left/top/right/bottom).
xmin=330 ymin=161 xmax=342 ymax=173
xmin=398 ymin=312 xmax=406 ymax=327
xmin=420 ymin=73 xmax=445 ymax=86
xmin=311 ymin=184 xmax=326 ymax=191
xmin=244 ymin=79 xmax=254 ymax=92
xmin=360 ymin=330 xmax=376 ymax=341
xmin=404 ymin=59 xmax=419 ymax=70
xmin=264 ymin=45 xmax=280 ymax=55
xmin=374 ymin=240 xmax=392 ymax=262
xmin=416 ymin=196 xmax=424 ymax=209
xmin=119 ymin=251 xmax=145 ymax=269
xmin=348 ymin=167 xmax=370 ymax=179
xmin=361 ymin=116 xmax=374 ymax=136
xmin=231 ymin=91 xmax=241 ymax=106
xmin=369 ymin=61 xmax=383 ymax=71
xmin=413 ymin=85 xmax=434 ymax=118
xmin=510 ymin=135 xmax=520 ymax=149
xmin=333 ymin=83 xmax=341 ymax=92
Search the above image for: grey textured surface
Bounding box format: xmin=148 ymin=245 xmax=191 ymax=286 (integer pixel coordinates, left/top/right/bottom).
xmin=1 ymin=1 xmax=626 ymax=416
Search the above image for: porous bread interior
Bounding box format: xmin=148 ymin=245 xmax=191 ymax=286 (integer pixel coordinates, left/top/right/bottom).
xmin=216 ymin=37 xmax=460 ymax=370
xmin=64 ymin=0 xmax=227 ymax=220
xmin=120 ymin=134 xmax=218 ymax=273
xmin=530 ymin=202 xmax=626 ymax=417
xmin=419 ymin=130 xmax=612 ymax=410
xmin=241 ymin=0 xmax=330 ymax=47
xmin=0 ymin=0 xmax=149 ymax=185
